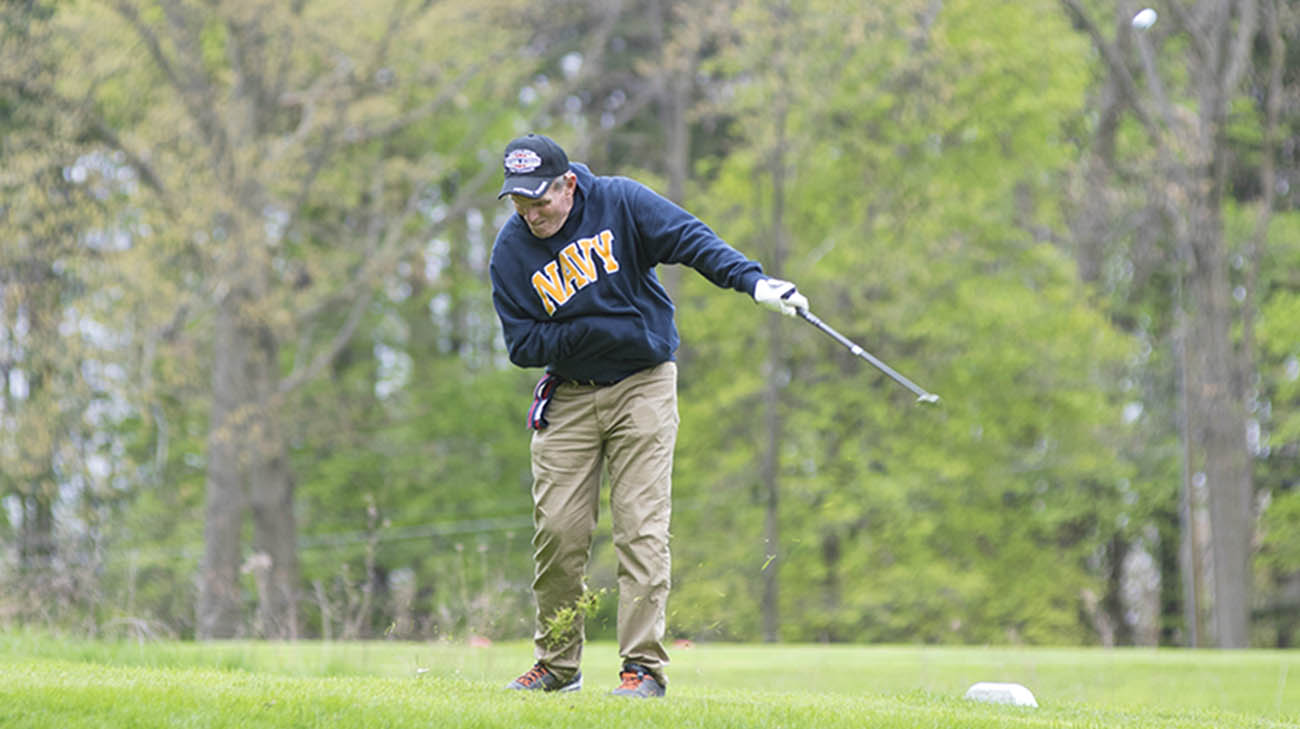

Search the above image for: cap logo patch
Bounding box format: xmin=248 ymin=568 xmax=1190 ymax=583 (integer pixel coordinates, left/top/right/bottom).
xmin=505 ymin=149 xmax=543 ymax=174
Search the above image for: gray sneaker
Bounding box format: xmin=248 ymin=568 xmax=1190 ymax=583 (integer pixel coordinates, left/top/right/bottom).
xmin=609 ymin=663 xmax=665 ymax=698
xmin=506 ymin=663 xmax=582 ymax=692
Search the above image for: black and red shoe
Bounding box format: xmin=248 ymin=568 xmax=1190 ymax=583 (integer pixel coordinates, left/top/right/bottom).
xmin=609 ymin=662 xmax=665 ymax=698
xmin=505 ymin=663 xmax=582 ymax=692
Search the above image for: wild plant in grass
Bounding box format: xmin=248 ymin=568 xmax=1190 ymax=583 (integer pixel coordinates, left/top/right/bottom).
xmin=542 ymin=587 xmax=608 ymax=650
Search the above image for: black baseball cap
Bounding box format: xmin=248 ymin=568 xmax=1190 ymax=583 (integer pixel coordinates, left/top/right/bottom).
xmin=497 ymin=134 xmax=570 ymax=199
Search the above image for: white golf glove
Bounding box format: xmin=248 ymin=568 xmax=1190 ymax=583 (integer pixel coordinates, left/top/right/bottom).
xmin=753 ymin=277 xmax=809 ymax=317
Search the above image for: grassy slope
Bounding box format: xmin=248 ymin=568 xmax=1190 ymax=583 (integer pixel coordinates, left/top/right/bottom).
xmin=1 ymin=635 xmax=1296 ymax=729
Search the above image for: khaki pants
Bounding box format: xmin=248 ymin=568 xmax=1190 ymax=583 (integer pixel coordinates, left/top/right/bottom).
xmin=528 ymin=361 xmax=678 ymax=685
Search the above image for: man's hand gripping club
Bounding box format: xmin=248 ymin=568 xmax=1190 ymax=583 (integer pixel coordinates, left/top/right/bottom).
xmin=753 ymin=278 xmax=809 ymax=316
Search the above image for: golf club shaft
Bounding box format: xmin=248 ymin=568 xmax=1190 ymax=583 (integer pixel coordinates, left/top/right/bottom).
xmin=796 ymin=308 xmax=939 ymax=403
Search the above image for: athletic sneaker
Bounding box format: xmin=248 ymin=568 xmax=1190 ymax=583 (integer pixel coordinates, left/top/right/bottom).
xmin=505 ymin=663 xmax=582 ymax=692
xmin=609 ymin=662 xmax=666 ymax=698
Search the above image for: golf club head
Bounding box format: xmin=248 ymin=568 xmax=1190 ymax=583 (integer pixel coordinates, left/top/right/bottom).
xmin=916 ymin=393 xmax=940 ymax=405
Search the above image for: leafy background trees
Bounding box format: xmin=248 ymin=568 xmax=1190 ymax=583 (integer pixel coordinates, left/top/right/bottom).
xmin=1 ymin=0 xmax=1296 ymax=649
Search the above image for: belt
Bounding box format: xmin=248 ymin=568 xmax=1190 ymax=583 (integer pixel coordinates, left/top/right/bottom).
xmin=562 ymin=376 xmax=622 ymax=387
xmin=527 ymin=372 xmax=626 ymax=431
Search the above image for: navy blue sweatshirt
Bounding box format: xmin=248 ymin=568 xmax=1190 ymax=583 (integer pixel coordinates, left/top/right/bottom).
xmin=489 ymin=163 xmax=767 ymax=383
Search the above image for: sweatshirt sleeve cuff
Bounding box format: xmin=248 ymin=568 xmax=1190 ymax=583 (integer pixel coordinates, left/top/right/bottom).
xmin=742 ymin=272 xmax=768 ymax=297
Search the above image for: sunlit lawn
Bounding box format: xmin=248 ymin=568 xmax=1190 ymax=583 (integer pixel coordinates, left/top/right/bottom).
xmin=2 ymin=633 xmax=1296 ymax=728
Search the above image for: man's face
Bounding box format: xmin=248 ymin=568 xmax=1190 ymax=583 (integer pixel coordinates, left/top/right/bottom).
xmin=510 ymin=173 xmax=576 ymax=239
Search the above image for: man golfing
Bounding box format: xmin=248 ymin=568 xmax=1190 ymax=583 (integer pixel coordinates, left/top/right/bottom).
xmin=489 ymin=134 xmax=807 ymax=697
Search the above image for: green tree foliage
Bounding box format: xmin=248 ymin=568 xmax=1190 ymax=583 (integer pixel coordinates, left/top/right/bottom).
xmin=665 ymin=0 xmax=1134 ymax=644
xmin=1255 ymin=209 xmax=1300 ymax=646
xmin=3 ymin=0 xmax=1296 ymax=648
xmin=0 ymin=0 xmax=145 ymax=627
xmin=15 ymin=0 xmax=547 ymax=638
xmin=1062 ymin=0 xmax=1300 ymax=647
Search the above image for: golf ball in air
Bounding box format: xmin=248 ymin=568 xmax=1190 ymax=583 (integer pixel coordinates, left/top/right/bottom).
xmin=1132 ymin=8 xmax=1157 ymax=29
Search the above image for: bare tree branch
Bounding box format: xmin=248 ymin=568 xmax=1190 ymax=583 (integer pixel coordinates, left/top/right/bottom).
xmin=0 ymin=77 xmax=174 ymax=212
xmin=1240 ymin=0 xmax=1283 ymax=392
xmin=340 ymin=55 xmax=500 ymax=145
xmin=111 ymin=0 xmax=226 ymax=157
xmin=279 ymin=166 xmax=419 ymax=394
xmin=1132 ymin=24 xmax=1177 ymax=133
xmin=1162 ymin=1 xmax=1212 ymax=64
xmin=1058 ymin=0 xmax=1161 ymax=143
xmin=1220 ymin=0 xmax=1258 ymax=94
xmin=276 ymin=0 xmax=634 ymax=394
xmin=274 ymin=0 xmax=445 ymax=152
xmin=278 ymin=276 xmax=372 ymax=394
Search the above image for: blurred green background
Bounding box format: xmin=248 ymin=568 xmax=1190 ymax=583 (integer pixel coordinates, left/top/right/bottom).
xmin=1 ymin=0 xmax=1297 ymax=651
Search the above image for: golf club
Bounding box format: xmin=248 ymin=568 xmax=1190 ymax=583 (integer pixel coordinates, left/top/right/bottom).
xmin=796 ymin=308 xmax=940 ymax=404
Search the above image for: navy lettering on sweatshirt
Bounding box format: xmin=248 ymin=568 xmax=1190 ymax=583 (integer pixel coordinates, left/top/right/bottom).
xmin=529 ymin=230 xmax=620 ymax=316
xmin=489 ymin=163 xmax=766 ymax=383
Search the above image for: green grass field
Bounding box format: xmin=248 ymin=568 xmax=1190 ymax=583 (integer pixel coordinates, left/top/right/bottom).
xmin=2 ymin=632 xmax=1296 ymax=728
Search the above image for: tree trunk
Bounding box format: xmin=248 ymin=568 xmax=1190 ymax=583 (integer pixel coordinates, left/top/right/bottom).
xmin=1184 ymin=198 xmax=1252 ymax=648
xmin=761 ymin=88 xmax=791 ymax=643
xmin=248 ymin=406 xmax=299 ymax=640
xmin=761 ymin=317 xmax=782 ymax=643
xmin=247 ymin=315 xmax=298 ymax=640
xmin=1059 ymin=0 xmax=1260 ymax=649
xmin=198 ymin=295 xmax=248 ymax=639
xmin=648 ymin=0 xmax=693 ymax=301
xmin=820 ymin=530 xmax=841 ymax=642
xmin=659 ymin=65 xmax=690 ymax=301
xmin=663 ymin=67 xmax=689 ymax=205
xmin=199 ymin=271 xmax=299 ymax=640
xmin=1183 ymin=11 xmax=1256 ymax=643
xmin=19 ymin=489 xmax=55 ymax=573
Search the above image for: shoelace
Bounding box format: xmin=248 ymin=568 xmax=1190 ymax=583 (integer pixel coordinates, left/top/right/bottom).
xmin=519 ymin=664 xmax=549 ymax=687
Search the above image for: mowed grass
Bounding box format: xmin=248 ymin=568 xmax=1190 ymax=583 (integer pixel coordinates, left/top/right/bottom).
xmin=1 ymin=632 xmax=1297 ymax=728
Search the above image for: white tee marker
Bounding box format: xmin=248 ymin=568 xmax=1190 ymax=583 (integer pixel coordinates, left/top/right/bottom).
xmin=964 ymin=682 xmax=1039 ymax=708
